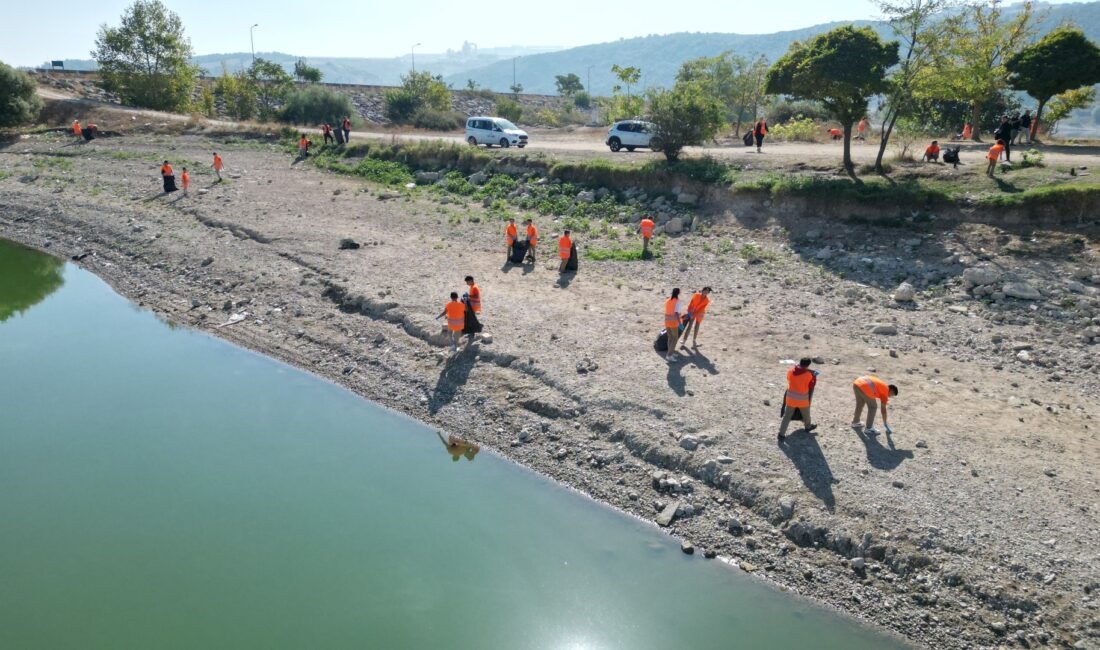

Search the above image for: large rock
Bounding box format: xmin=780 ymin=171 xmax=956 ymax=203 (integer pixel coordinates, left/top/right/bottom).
xmin=576 ymin=190 xmax=595 ymax=203
xmin=676 ymin=193 xmax=698 ymax=205
xmin=415 ymin=171 xmax=441 ymax=184
xmin=664 ymin=217 xmax=684 ymax=234
xmin=1003 ymin=282 xmax=1042 ymax=300
xmin=779 ymin=496 xmax=796 ymax=520
xmin=963 ymin=266 xmax=1002 ymax=288
xmin=678 ymin=435 xmax=700 ymax=451
xmin=871 ymin=323 xmax=899 ymax=335
xmin=656 ymin=501 xmax=680 ymax=527
xmin=893 ymin=282 xmax=916 ymax=302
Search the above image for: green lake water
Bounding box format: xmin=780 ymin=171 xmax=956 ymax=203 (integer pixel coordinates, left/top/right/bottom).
xmin=0 ymin=239 xmax=908 ymax=649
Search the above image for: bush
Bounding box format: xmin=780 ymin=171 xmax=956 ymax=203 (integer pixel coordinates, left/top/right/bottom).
xmin=574 ymin=91 xmax=592 ymax=109
xmin=647 ymin=82 xmax=726 ymax=161
xmin=0 ymin=62 xmax=43 ymax=127
xmin=384 ymin=71 xmax=450 ymax=124
xmin=767 ymin=99 xmax=830 ymax=124
xmin=768 ymin=117 xmax=820 ymax=142
xmin=412 ymin=108 xmax=466 ymax=131
xmin=495 ymin=98 xmax=523 ymax=122
xmin=384 ymin=88 xmax=419 ymax=122
xmin=280 ymin=85 xmax=354 ymax=125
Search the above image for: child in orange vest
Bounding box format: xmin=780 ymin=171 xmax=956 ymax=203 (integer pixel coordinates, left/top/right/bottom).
xmin=923 ymin=141 xmax=940 ymax=162
xmin=986 ymin=140 xmax=1005 ymax=177
xmin=181 ymin=167 xmax=190 ymax=192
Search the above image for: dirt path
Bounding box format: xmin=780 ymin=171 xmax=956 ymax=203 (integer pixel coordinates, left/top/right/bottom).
xmin=2 ymin=127 xmax=1099 ymax=650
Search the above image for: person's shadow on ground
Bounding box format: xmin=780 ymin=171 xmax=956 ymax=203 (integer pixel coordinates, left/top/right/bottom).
xmin=780 ymin=431 xmax=837 ymax=512
xmin=664 ymin=347 xmax=718 ymax=396
xmin=555 ymin=272 xmax=575 ymax=289
xmin=499 ymin=261 xmax=515 ymax=273
xmin=428 ymin=346 xmax=477 ymax=414
xmin=855 ymin=429 xmax=914 ymax=471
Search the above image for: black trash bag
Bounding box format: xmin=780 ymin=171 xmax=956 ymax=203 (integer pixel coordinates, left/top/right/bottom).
xmin=163 ymin=174 xmax=178 ymax=193
xmin=81 ymin=126 xmax=97 ymax=141
xmin=462 ymin=301 xmax=482 ymax=335
xmin=654 ymin=329 xmax=669 ymax=352
xmin=335 ymin=128 xmax=346 ymax=145
xmin=565 ymin=242 xmax=579 ymax=271
xmin=509 ymin=239 xmax=529 ymax=264
xmin=943 ymin=147 xmax=960 ymax=168
xmin=743 ymin=130 xmax=754 ymax=147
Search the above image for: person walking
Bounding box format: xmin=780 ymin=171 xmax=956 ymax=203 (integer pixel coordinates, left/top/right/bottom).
xmin=72 ymin=120 xmax=81 ymax=137
xmin=1020 ymin=109 xmax=1033 ymax=145
xmin=298 ymin=134 xmax=311 ymax=158
xmin=753 ymin=117 xmax=768 ymax=153
xmin=181 ymin=167 xmax=190 ymax=193
xmin=212 ymin=152 xmax=224 ymax=182
xmin=986 ymin=139 xmax=1005 ymax=177
xmin=322 ymin=122 xmax=334 ymax=145
xmin=640 ymin=216 xmax=655 ymax=255
xmin=778 ymin=358 xmax=818 ymax=443
xmin=524 ymin=218 xmax=538 ymax=263
xmin=558 ymin=229 xmax=573 ymax=274
xmin=663 ymin=288 xmax=683 ymax=362
xmin=856 ymin=116 xmax=869 ymax=142
xmin=160 ymin=160 xmax=177 ymax=193
xmin=679 ymin=287 xmax=711 ymax=349
xmin=851 ymin=375 xmax=898 ymax=435
xmin=436 ymin=292 xmax=466 ymax=353
xmin=993 ymin=116 xmax=1012 ymax=162
xmin=505 ymin=217 xmax=518 ymax=263
xmin=341 ymin=116 xmax=352 ymax=143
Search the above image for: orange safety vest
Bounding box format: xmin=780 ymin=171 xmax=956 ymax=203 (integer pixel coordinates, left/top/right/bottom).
xmin=962 ymin=124 xmax=972 ymax=139
xmin=755 ymin=120 xmax=767 ymax=136
xmin=558 ymin=236 xmax=572 ymax=259
xmin=987 ymin=144 xmax=1004 ymax=161
xmin=181 ymin=171 xmax=190 ymax=189
xmin=640 ymin=218 xmax=654 ymax=239
xmin=161 ymin=164 xmax=173 ymax=177
xmin=213 ymin=155 xmax=223 ymax=170
xmin=857 ymin=119 xmax=868 ymax=132
xmin=72 ymin=121 xmax=81 ymax=135
xmin=855 ymin=375 xmax=889 ymax=403
xmin=926 ymin=144 xmax=940 ymax=156
xmin=664 ymin=297 xmax=680 ymax=329
xmin=686 ymin=292 xmax=710 ymax=321
xmin=467 ymin=284 xmax=481 ymax=313
xmin=526 ymin=224 xmax=538 ymax=245
xmin=786 ymin=367 xmax=814 ymax=408
xmin=343 ymin=118 xmax=351 ymax=130
xmin=445 ymin=301 xmax=465 ymax=331
xmin=299 ymin=137 xmax=309 ymax=149
xmin=505 ymin=223 xmax=518 ymax=245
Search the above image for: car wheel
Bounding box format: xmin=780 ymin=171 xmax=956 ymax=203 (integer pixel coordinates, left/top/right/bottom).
xmin=608 ymin=137 xmax=622 ymax=152
xmin=499 ymin=138 xmax=510 ymax=148
xmin=467 ymin=136 xmax=478 ymax=146
xmin=625 ymin=146 xmax=636 ymax=152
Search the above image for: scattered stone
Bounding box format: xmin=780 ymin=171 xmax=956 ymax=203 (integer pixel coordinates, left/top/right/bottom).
xmin=679 ymin=435 xmax=700 ymax=451
xmin=664 ymin=217 xmax=684 ymax=235
xmin=1044 ymin=468 xmax=1057 ymax=478
xmin=575 ymin=357 xmax=599 ymax=373
xmin=656 ymin=501 xmax=680 ymax=527
xmin=871 ymin=323 xmax=899 ymax=336
xmin=680 ymin=540 xmax=695 ymax=554
xmin=915 ymin=440 xmax=928 ymax=448
xmin=893 ymin=282 xmax=916 ymax=302
xmin=703 ymin=548 xmax=718 ymax=559
xmin=338 ymin=238 xmax=360 ymax=250
xmin=740 ymin=562 xmax=758 ymax=572
xmin=851 ymin=557 xmax=867 ymax=571
xmin=962 ymin=267 xmax=1002 ymax=288
xmin=779 ymin=496 xmax=795 ymax=520
xmin=1003 ymin=282 xmax=1042 ymax=300
xmin=892 ymin=480 xmax=905 ymax=489
xmin=676 ymin=193 xmax=698 ymax=205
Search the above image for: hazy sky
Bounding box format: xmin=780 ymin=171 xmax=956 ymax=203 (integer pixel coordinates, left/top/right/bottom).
xmin=0 ymin=0 xmax=1076 ymax=66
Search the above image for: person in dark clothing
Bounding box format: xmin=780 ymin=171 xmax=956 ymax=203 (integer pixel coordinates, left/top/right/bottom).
xmin=1020 ymin=109 xmax=1033 ymax=145
xmin=993 ymin=116 xmax=1012 ymax=162
xmin=341 ymin=116 xmax=351 ymax=144
xmin=1009 ymin=113 xmax=1022 ymax=145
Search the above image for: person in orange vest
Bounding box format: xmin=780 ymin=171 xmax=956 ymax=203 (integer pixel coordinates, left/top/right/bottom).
xmin=558 ymin=229 xmax=573 ymax=274
xmin=828 ymin=127 xmax=842 ymax=141
xmin=856 ymin=116 xmax=869 ymax=142
xmin=505 ymin=217 xmax=518 ymax=263
xmin=212 ymin=152 xmax=224 ymax=182
xmin=464 ymin=276 xmax=481 ymax=315
xmin=985 ymin=139 xmax=1005 ymax=177
xmin=181 ymin=167 xmax=190 ymax=193
xmin=663 ymin=288 xmax=683 ymax=361
xmin=342 ymin=116 xmax=352 ymax=143
xmin=679 ymin=286 xmax=711 ymax=349
xmin=778 ymin=358 xmax=818 ymax=443
xmin=851 ymin=375 xmax=898 ymax=435
xmin=298 ymin=134 xmax=311 ymax=158
xmin=72 ymin=119 xmax=81 ymax=136
xmin=524 ymin=218 xmax=538 ymax=263
xmin=753 ymin=117 xmax=768 ymax=153
xmin=961 ymin=123 xmax=972 ymax=140
xmin=322 ymin=122 xmax=333 ymax=145
xmin=436 ymin=291 xmax=466 ymax=352
xmin=639 ymin=216 xmax=655 ymax=254
xmin=922 ymin=140 xmax=940 ymax=162
xmin=160 ymin=160 xmax=177 ymax=193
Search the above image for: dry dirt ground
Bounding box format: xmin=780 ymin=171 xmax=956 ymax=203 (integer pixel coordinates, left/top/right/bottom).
xmin=2 ymin=121 xmax=1099 ymax=650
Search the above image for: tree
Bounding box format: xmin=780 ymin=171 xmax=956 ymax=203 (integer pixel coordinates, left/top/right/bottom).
xmin=248 ymin=58 xmax=294 ymax=119
xmin=646 ymin=81 xmax=725 ymax=161
xmin=767 ymin=26 xmax=899 ymax=175
xmin=1006 ymin=26 xmax=1100 ymax=140
xmin=214 ymin=67 xmax=256 ymax=120
xmin=872 ymin=0 xmax=947 ymax=173
xmin=92 ymin=0 xmax=199 ymax=112
xmin=509 ymin=83 xmax=524 ymax=95
xmin=466 ymin=79 xmax=479 ymax=91
xmin=294 ymin=59 xmax=323 ymax=83
xmin=611 ymin=64 xmax=642 ymax=97
xmin=281 ymin=86 xmax=354 ymax=125
xmin=917 ymin=0 xmax=1036 ymax=141
xmin=676 ymin=52 xmax=769 ymax=134
xmin=0 ymin=62 xmax=43 ymax=127
xmin=383 ymin=71 xmax=450 ymax=123
xmin=1043 ymin=86 xmax=1097 ymax=135
xmin=554 ymin=73 xmax=584 ymax=96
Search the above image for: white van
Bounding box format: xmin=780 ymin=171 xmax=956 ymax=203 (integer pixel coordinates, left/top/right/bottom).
xmin=466 ymin=116 xmax=528 ymax=148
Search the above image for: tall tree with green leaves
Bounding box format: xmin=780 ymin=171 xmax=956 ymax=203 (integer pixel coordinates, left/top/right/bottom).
xmin=767 ymin=26 xmax=899 ymax=176
xmin=676 ymin=52 xmax=769 ymax=134
xmin=646 ymin=81 xmax=725 ymax=161
xmin=294 ymin=59 xmax=323 ymax=83
xmin=1006 ymin=26 xmax=1100 ymax=139
xmin=611 ymin=64 xmax=642 ymax=97
xmin=0 ymin=62 xmax=43 ymax=127
xmin=92 ymin=0 xmax=199 ymax=112
xmin=248 ymin=58 xmax=294 ymax=119
xmin=554 ymin=73 xmax=584 ymax=96
xmin=872 ymin=0 xmax=947 ymax=173
xmin=917 ymin=0 xmax=1036 ymax=141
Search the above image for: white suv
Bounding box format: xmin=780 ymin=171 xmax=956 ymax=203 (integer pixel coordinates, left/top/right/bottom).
xmin=606 ymin=120 xmax=661 ymax=152
xmin=466 ymin=117 xmax=528 ymax=148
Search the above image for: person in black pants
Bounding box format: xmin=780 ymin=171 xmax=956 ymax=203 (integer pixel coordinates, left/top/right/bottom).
xmin=1020 ymin=109 xmax=1033 ymax=145
xmin=993 ymin=116 xmax=1012 ymax=162
xmin=753 ymin=118 xmax=768 ymax=153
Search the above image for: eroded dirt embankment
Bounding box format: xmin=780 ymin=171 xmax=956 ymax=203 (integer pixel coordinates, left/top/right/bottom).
xmin=2 ymin=129 xmax=1099 ymax=650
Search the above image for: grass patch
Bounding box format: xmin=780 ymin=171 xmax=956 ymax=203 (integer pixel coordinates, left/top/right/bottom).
xmin=738 ymin=243 xmax=777 ymax=263
xmin=734 ymin=174 xmax=950 ymax=206
xmin=587 ymin=237 xmax=665 ymax=261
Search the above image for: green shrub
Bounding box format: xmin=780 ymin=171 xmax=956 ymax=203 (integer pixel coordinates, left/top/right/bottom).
xmin=280 ymin=85 xmax=354 ymax=125
xmin=1019 ymin=148 xmax=1044 ymax=168
xmin=0 ymin=62 xmax=43 ymax=126
xmin=353 ymin=158 xmax=414 ymax=185
xmin=384 ymin=71 xmax=450 ymax=124
xmin=384 ymin=88 xmax=420 ymax=122
xmin=495 ymin=98 xmax=523 ymax=122
xmin=574 ymin=91 xmax=592 ymax=109
xmin=587 ymin=238 xmax=664 ymax=260
xmin=411 ymin=108 xmax=466 ymax=131
xmin=768 ymin=116 xmax=819 ymax=142
xmin=534 ymin=109 xmax=561 ymax=127
xmin=767 ymin=99 xmax=830 ymax=123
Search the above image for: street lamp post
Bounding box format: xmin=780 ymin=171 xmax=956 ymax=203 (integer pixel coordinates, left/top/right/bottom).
xmin=411 ymin=43 xmax=421 ymax=72
xmin=512 ymin=57 xmax=517 ymax=89
xmin=587 ymin=64 xmax=594 ymax=95
xmin=250 ymin=24 xmax=259 ymax=63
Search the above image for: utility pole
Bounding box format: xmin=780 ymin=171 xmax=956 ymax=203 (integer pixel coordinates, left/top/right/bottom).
xmin=250 ymin=24 xmax=259 ymax=64
xmin=587 ymin=64 xmax=594 ymax=95
xmin=512 ymin=57 xmax=517 ymax=88
xmin=411 ymin=43 xmax=421 ymax=72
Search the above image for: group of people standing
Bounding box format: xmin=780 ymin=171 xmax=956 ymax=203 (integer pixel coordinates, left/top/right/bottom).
xmin=159 ymin=152 xmax=223 ymax=193
xmin=778 ymin=358 xmax=899 ymax=444
xmin=321 ymin=117 xmax=353 ymax=145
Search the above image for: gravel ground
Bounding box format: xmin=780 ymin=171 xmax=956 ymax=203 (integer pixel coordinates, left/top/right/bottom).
xmin=2 ymin=126 xmax=1099 ymax=650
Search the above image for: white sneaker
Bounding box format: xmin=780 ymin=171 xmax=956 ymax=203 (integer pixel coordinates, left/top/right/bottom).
xmin=850 ymin=422 xmax=862 ymax=430
xmin=865 ymin=427 xmax=880 ymax=436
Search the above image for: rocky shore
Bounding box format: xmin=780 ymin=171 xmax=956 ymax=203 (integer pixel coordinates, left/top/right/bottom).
xmin=2 ymin=128 xmax=1098 ymax=649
